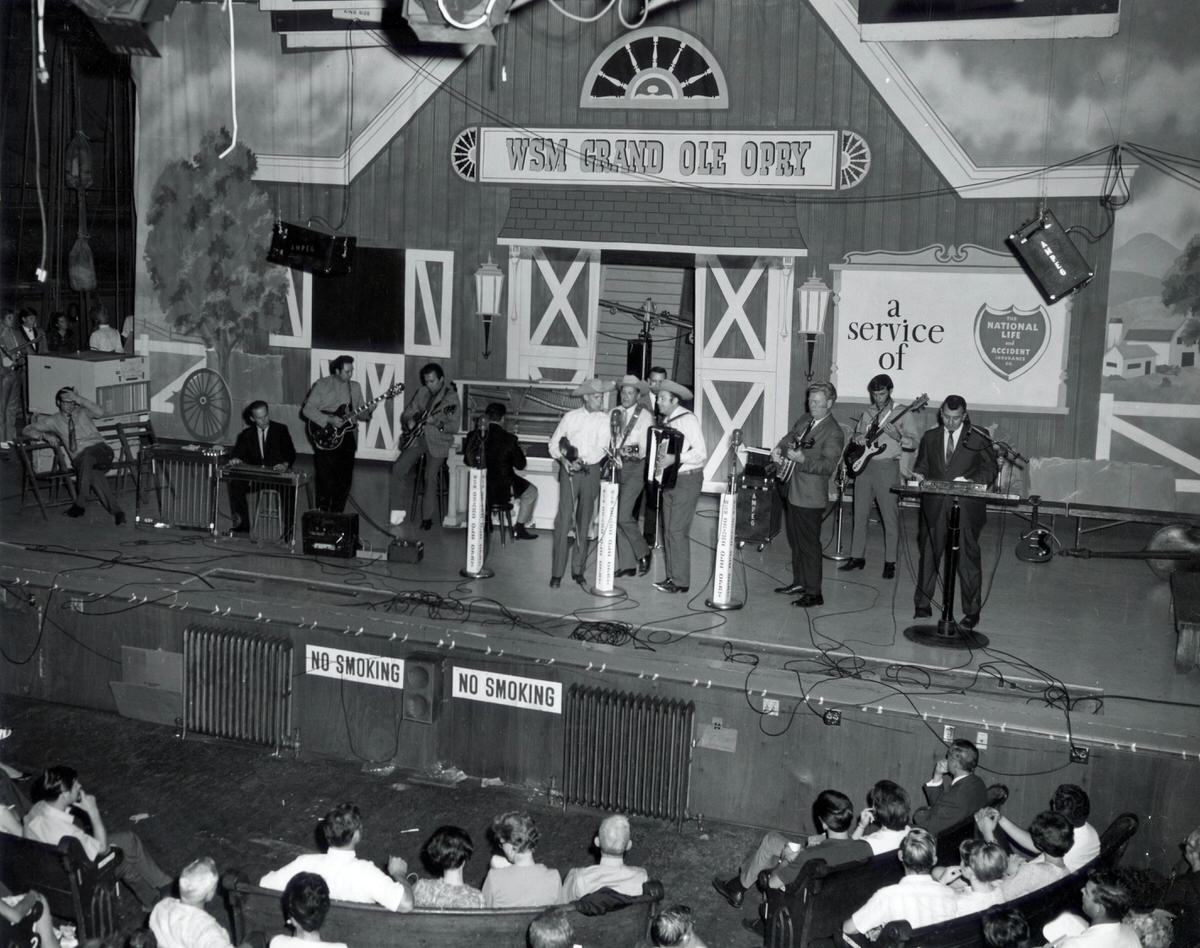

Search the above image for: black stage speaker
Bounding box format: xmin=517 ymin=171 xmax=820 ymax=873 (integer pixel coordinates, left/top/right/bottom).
xmin=735 ymin=474 xmax=782 ymax=546
xmin=301 ymin=511 xmax=359 ymax=558
xmin=1006 ymin=210 xmax=1094 ymax=304
xmin=268 ymin=221 xmax=356 ymax=276
xmin=626 ymin=338 xmax=652 ymax=378
xmin=402 ymin=657 xmax=441 ymax=724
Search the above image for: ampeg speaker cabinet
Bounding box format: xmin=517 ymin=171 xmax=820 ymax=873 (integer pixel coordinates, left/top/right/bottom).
xmin=1006 ymin=210 xmax=1094 ymax=303
xmin=401 ymin=657 xmax=441 ymax=724
xmin=267 ymin=221 xmax=356 ymax=276
xmin=735 ymin=474 xmax=782 ymax=548
xmin=301 ymin=511 xmax=359 ymax=558
xmin=387 ymin=539 xmax=424 ymax=563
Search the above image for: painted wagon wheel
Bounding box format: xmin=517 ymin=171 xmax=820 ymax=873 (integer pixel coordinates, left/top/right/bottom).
xmin=179 ymin=368 xmax=232 ymax=441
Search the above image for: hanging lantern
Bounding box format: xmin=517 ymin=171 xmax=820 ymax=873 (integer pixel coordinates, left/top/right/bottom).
xmin=65 ymin=130 xmax=93 ymax=190
xmin=474 ymin=254 xmax=505 ymax=359
xmin=795 ymin=272 xmax=832 ymax=381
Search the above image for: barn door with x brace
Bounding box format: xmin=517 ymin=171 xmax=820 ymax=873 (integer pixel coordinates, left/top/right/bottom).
xmin=505 ymin=245 xmax=601 ymax=383
xmin=693 ymin=254 xmax=795 ymax=491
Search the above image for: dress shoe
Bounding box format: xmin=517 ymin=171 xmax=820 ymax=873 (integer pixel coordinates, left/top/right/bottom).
xmin=571 ymin=573 xmax=587 ymax=587
xmin=882 ymin=561 xmax=896 ymax=579
xmin=792 ymin=593 xmax=825 ymax=608
xmin=420 ymin=519 xmax=433 ymax=531
xmin=615 ymin=568 xmax=637 ymax=578
xmin=64 ymin=505 xmax=85 ymax=518
xmin=653 ymin=579 xmax=679 ymax=593
xmin=549 ymin=576 xmax=562 ymax=589
xmin=838 ymin=557 xmax=866 ymax=572
xmin=513 ymin=523 xmax=539 ymax=540
xmin=636 ymin=554 xmax=652 ymax=577
xmin=711 ymin=875 xmax=745 ymax=910
xmin=914 ymin=605 xmax=933 ymax=619
xmin=960 ymin=613 xmax=981 ymax=631
xmin=774 ymin=582 xmax=805 ymax=595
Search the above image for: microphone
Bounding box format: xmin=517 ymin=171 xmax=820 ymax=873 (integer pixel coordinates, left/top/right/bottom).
xmin=730 ymin=428 xmax=743 ymax=449
xmin=610 ymin=408 xmax=623 ymax=441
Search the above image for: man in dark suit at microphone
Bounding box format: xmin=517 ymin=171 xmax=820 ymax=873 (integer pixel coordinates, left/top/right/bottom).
xmin=463 ymin=402 xmax=538 ymax=540
xmin=911 ymin=395 xmax=998 ymax=629
xmin=227 ymin=400 xmax=297 ymax=535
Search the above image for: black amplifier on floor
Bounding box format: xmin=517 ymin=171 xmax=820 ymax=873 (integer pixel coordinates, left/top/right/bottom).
xmin=302 ymin=511 xmax=359 ymax=558
xmin=387 ymin=539 xmax=423 ymax=563
xmin=736 ymin=474 xmax=782 ymax=548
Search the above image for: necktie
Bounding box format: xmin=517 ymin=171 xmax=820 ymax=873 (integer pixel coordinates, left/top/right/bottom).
xmin=945 ymin=431 xmax=954 ymax=466
xmin=259 ymin=427 xmax=266 ymax=461
xmin=67 ymin=414 xmax=77 ymax=454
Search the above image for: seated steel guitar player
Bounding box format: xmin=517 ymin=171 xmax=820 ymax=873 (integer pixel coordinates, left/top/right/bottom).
xmin=226 ymin=399 xmax=297 ymax=535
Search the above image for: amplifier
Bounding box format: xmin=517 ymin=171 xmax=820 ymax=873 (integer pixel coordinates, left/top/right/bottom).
xmin=302 ymin=511 xmax=359 ymax=558
xmin=267 ymin=221 xmax=356 ymax=276
xmin=387 ymin=539 xmax=424 ymax=563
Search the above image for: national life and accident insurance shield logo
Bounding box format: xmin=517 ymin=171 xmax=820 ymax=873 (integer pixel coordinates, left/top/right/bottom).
xmin=973 ymin=304 xmax=1050 ymax=381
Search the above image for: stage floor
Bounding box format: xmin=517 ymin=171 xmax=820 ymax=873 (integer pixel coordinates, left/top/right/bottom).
xmin=2 ymin=469 xmax=1197 ymax=757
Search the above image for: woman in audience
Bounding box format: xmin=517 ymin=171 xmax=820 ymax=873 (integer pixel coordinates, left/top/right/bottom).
xmin=947 ymin=841 xmax=1009 ymax=915
xmin=977 ymin=809 xmax=1073 ymax=901
xmin=527 ymin=908 xmax=575 ymax=948
xmin=272 ymin=873 xmax=347 ymax=947
xmin=482 ymin=811 xmax=562 ymax=908
xmin=411 ymin=825 xmax=485 ymax=909
xmin=853 ymin=780 xmax=913 ymax=854
xmin=983 ymin=907 xmax=1031 ymax=948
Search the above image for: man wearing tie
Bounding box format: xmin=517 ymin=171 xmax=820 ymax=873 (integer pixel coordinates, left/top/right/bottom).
xmin=613 ymin=375 xmax=653 ymax=578
xmin=227 ymin=400 xmax=297 ymax=535
xmin=771 ymin=381 xmax=845 ymax=608
xmin=652 ymin=380 xmax=707 ymax=595
xmin=548 ymin=378 xmax=613 ymax=589
xmin=911 ymin=395 xmax=998 ymax=629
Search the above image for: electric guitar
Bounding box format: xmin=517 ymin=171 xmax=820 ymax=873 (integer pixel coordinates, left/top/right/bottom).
xmin=306 ymin=382 xmax=404 ymax=451
xmin=842 ymin=393 xmax=928 ymax=478
xmin=398 ymin=397 xmax=458 ymax=453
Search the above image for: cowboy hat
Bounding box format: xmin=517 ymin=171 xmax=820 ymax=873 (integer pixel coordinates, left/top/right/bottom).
xmin=617 ymin=374 xmax=650 ymax=393
xmin=572 ymin=377 xmax=614 ymax=397
xmin=657 ymin=379 xmax=693 ymax=401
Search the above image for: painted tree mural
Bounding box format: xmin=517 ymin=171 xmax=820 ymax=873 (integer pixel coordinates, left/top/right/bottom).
xmin=144 ymin=128 xmax=288 ymax=381
xmin=1163 ymin=234 xmax=1200 ymax=344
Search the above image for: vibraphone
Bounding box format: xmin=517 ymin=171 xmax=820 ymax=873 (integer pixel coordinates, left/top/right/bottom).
xmin=136 ymin=445 xmax=227 ymax=531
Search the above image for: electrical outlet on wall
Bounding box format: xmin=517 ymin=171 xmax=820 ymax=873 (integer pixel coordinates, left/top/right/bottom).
xmin=762 ymin=698 xmax=780 ymax=716
xmin=823 ymin=709 xmax=842 ymax=726
xmin=942 ymin=724 xmax=955 ymax=741
xmin=975 ymin=731 xmax=989 ymax=749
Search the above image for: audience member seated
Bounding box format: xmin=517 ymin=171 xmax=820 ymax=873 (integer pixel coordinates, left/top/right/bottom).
xmin=0 ymin=805 xmax=22 ymax=837
xmin=561 ymin=814 xmax=648 ymax=902
xmin=24 ymin=765 xmax=172 ymax=907
xmin=854 ymin=781 xmax=913 ymax=855
xmin=1162 ymin=825 xmax=1199 ymax=948
xmin=978 ymin=809 xmax=1073 ymax=901
xmin=127 ymin=928 xmax=157 ymax=948
xmin=941 ymin=840 xmax=1008 ymax=914
xmin=993 ymin=785 xmax=1101 ymax=872
xmin=983 ymin=906 xmax=1031 ymax=948
xmin=1051 ymin=870 xmax=1140 ymax=948
xmin=712 ymin=788 xmax=872 ymax=909
xmin=914 ymin=739 xmax=988 ymax=837
xmin=271 ymin=873 xmax=347 ymax=948
xmin=410 ymin=825 xmax=484 ymax=909
xmin=259 ymin=803 xmax=413 ymax=912
xmin=527 ymin=907 xmax=577 ymax=948
xmin=482 ymin=811 xmax=562 ymax=908
xmin=649 ymin=905 xmax=708 ymax=948
xmin=842 ymin=828 xmax=962 ymax=942
xmin=149 ymin=857 xmax=235 ymax=948
xmin=0 ymin=883 xmax=62 ymax=948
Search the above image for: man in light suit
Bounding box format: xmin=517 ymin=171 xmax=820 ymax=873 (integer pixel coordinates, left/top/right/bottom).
xmin=771 ymin=381 xmax=845 ymax=609
xmin=913 ymin=738 xmax=988 ymax=837
xmin=395 ymin=362 xmax=460 ymax=531
xmin=911 ymin=394 xmax=998 ymax=629
xmin=227 ymin=400 xmax=297 ymax=535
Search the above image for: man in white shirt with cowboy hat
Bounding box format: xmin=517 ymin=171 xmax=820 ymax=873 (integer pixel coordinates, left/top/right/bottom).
xmin=652 ymin=379 xmax=707 ymax=594
xmin=613 ymin=375 xmax=654 ymax=578
xmin=548 ymin=378 xmax=613 ymax=589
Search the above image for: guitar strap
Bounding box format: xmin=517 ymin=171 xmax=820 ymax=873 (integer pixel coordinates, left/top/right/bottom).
xmin=617 ymin=405 xmax=643 ymax=450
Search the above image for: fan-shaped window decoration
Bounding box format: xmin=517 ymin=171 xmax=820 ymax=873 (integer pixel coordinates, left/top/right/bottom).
xmin=451 ymin=127 xmax=478 ymax=181
xmin=581 ymin=27 xmax=727 ymax=110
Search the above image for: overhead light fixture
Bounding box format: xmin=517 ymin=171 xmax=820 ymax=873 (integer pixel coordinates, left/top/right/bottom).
xmin=795 ymin=272 xmax=832 ymax=381
xmin=474 ymin=254 xmax=505 ymax=359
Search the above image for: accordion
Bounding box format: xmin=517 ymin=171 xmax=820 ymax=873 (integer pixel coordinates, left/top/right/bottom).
xmin=646 ymin=425 xmax=685 ymax=489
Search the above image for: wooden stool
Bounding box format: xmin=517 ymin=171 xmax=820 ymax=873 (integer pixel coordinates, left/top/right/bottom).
xmin=487 ymin=503 xmax=514 ymax=545
xmin=251 ymin=489 xmax=284 ymax=542
xmin=410 ymin=454 xmax=449 ymax=525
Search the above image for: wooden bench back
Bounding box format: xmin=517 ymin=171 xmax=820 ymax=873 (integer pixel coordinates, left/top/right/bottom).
xmin=0 ymin=834 xmax=120 ymax=939
xmin=227 ymin=879 xmax=659 ymax=948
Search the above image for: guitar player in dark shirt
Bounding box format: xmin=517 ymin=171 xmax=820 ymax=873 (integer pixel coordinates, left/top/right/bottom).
xmin=227 ymin=400 xmax=297 ymax=535
xmin=393 ymin=362 xmax=460 ymax=531
xmin=301 ymin=355 xmax=363 ymax=513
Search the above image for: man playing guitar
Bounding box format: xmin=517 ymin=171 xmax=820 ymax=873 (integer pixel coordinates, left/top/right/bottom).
xmin=840 ymin=373 xmax=921 ymax=580
xmin=394 ymin=362 xmax=460 ymax=531
xmin=651 ymin=380 xmax=707 ymax=595
xmin=301 ymin=355 xmax=363 ymax=513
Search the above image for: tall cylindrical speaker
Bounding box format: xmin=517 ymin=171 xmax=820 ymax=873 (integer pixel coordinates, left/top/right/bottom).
xmin=626 ymin=338 xmax=651 ymax=378
xmin=401 ymin=657 xmax=442 ymax=724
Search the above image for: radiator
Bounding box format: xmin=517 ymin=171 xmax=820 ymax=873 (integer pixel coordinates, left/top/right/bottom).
xmin=562 ymin=685 xmax=694 ymax=825
xmin=183 ymin=625 xmax=294 ymax=751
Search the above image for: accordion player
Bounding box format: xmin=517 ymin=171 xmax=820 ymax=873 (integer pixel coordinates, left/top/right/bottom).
xmin=646 ymin=425 xmax=685 ymax=490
